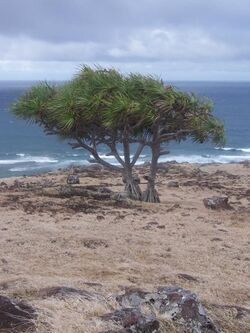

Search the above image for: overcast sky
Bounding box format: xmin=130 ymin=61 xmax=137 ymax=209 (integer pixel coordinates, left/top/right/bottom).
xmin=0 ymin=0 xmax=249 ymax=81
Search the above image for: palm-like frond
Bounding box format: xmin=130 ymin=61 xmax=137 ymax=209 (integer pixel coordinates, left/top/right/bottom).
xmin=11 ymin=65 xmax=225 ymax=159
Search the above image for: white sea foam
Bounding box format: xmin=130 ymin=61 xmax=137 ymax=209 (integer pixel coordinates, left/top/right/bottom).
xmin=215 ymin=147 xmax=250 ymax=153
xmin=9 ymin=167 xmax=29 ymax=172
xmin=9 ymin=158 xmax=90 ymax=172
xmin=6 ymin=151 xmax=250 ymax=175
xmin=160 ymin=154 xmax=250 ymax=164
xmin=0 ymin=156 xmax=58 ymax=165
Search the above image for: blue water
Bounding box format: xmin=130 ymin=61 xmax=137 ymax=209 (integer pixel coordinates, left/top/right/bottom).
xmin=0 ymin=81 xmax=250 ymax=178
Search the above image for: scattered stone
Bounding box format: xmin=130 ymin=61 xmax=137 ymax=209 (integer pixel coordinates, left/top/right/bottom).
xmin=143 ymin=222 xmax=159 ymax=230
xmin=82 ymin=238 xmax=109 ymax=249
xmin=156 ymin=225 xmax=165 ymax=229
xmin=167 ymin=181 xmax=179 ymax=188
xmin=182 ymin=180 xmax=199 ymax=186
xmin=203 ymin=196 xmax=232 ymax=210
xmin=211 ymin=238 xmax=223 ymax=242
xmin=67 ymin=174 xmax=80 ymax=184
xmin=38 ymin=286 xmax=99 ymax=300
xmin=177 ymin=273 xmax=199 ymax=282
xmin=0 ymin=295 xmax=36 ymax=331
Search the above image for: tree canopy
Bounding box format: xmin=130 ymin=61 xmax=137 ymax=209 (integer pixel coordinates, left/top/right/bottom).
xmin=12 ymin=66 xmax=225 ymax=202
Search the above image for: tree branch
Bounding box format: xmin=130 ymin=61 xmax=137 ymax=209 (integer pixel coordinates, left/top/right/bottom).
xmin=72 ymin=138 xmax=121 ymax=172
xmin=107 ymin=142 xmax=125 ymax=167
xmin=91 ymin=149 xmax=121 ymax=171
xmin=131 ymin=142 xmax=145 ymax=167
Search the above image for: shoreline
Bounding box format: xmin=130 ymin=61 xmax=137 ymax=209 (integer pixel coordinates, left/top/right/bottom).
xmin=0 ymin=161 xmax=249 ymax=332
xmin=1 ymin=159 xmax=250 ymax=180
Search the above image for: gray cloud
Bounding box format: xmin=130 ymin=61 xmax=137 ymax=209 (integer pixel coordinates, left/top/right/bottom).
xmin=0 ymin=0 xmax=249 ymax=80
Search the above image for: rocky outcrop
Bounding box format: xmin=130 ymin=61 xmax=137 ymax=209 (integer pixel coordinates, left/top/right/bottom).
xmin=0 ymin=286 xmax=221 ymax=333
xmin=203 ymin=196 xmax=232 ymax=210
xmin=0 ymin=295 xmax=36 ymax=331
xmin=111 ymin=287 xmax=220 ymax=333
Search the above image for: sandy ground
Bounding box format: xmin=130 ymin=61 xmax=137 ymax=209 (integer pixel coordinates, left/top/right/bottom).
xmin=0 ymin=162 xmax=249 ymax=333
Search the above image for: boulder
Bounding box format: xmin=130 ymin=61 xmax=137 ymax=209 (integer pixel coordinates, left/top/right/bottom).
xmin=203 ymin=196 xmax=232 ymax=210
xmin=67 ymin=174 xmax=80 ymax=184
xmin=101 ymin=308 xmax=160 ymax=333
xmin=167 ymin=181 xmax=179 ymax=188
xmin=0 ymin=295 xmax=36 ymax=331
xmin=115 ymin=287 xmax=220 ymax=333
xmin=38 ymin=286 xmax=99 ymax=300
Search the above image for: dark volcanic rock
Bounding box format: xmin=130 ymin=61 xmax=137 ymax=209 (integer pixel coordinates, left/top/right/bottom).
xmin=167 ymin=181 xmax=179 ymax=188
xmin=115 ymin=287 xmax=220 ymax=333
xmin=203 ymin=196 xmax=232 ymax=210
xmin=67 ymin=174 xmax=80 ymax=184
xmin=0 ymin=295 xmax=36 ymax=331
xmin=38 ymin=286 xmax=99 ymax=300
xmin=101 ymin=308 xmax=159 ymax=333
xmin=116 ymin=288 xmax=149 ymax=307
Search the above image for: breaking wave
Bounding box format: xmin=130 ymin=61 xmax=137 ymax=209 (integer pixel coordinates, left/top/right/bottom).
xmin=215 ymin=147 xmax=250 ymax=153
xmin=160 ymin=154 xmax=250 ymax=164
xmin=0 ymin=155 xmax=58 ymax=165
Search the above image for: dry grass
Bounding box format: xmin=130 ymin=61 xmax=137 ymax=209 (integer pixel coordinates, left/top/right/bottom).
xmin=0 ymin=163 xmax=249 ymax=332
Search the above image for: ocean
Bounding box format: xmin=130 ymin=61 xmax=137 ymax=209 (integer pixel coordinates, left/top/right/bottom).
xmin=0 ymin=81 xmax=250 ymax=178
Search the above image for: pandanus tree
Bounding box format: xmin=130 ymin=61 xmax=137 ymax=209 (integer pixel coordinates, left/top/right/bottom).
xmin=121 ymin=74 xmax=225 ymax=202
xmin=12 ymin=66 xmax=225 ymax=202
xmin=141 ymin=88 xmax=224 ymax=202
xmin=12 ymin=67 xmax=150 ymax=199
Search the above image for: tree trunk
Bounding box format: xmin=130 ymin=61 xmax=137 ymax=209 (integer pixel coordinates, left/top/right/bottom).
xmin=123 ymin=169 xmax=142 ymax=200
xmin=142 ymin=143 xmax=160 ymax=203
xmin=122 ymin=131 xmax=142 ymax=200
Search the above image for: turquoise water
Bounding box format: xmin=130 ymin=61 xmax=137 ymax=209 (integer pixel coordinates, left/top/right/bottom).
xmin=0 ymin=81 xmax=250 ymax=178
